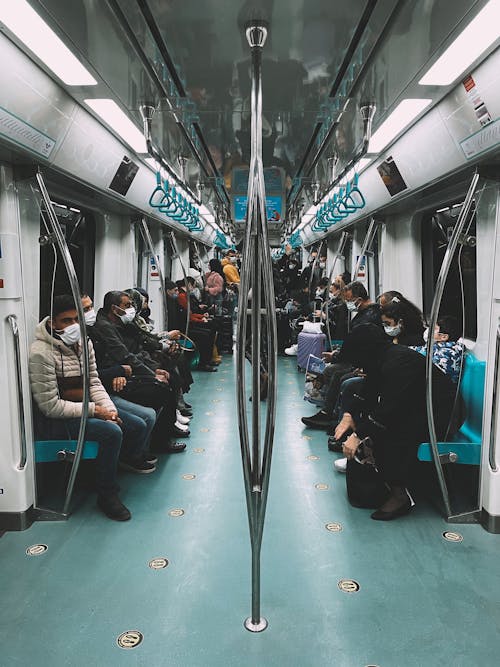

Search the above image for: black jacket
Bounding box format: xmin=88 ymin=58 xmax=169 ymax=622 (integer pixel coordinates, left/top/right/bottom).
xmin=89 ymin=311 xmax=158 ymax=377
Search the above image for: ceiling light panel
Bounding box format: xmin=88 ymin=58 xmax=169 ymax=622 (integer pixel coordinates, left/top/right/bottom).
xmin=419 ymin=0 xmax=500 ymax=86
xmin=84 ymin=99 xmax=147 ymax=153
xmin=368 ymin=98 xmax=432 ymax=153
xmin=0 ymin=1 xmax=97 ymax=86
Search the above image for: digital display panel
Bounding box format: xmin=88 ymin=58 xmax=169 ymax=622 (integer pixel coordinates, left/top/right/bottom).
xmin=234 ymin=195 xmax=282 ymax=222
xmin=109 ymin=156 xmax=139 ymax=196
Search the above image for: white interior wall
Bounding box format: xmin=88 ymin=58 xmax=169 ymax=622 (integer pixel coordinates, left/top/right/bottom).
xmin=378 ymin=213 xmax=423 ymax=308
xmin=93 ymin=214 xmax=135 ymax=310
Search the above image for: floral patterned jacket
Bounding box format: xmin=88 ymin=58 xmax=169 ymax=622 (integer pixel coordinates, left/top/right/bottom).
xmin=410 ymin=341 xmax=465 ymax=384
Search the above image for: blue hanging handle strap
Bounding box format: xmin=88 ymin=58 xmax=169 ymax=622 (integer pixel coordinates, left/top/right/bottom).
xmin=149 ymin=172 xmax=167 ymax=208
xmin=345 ymin=172 xmax=366 ymax=209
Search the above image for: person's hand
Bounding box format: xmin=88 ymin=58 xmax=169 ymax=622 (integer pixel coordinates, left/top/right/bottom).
xmin=343 ymin=433 xmax=361 ymax=460
xmin=112 ymin=376 xmax=127 ymax=393
xmin=322 ymin=351 xmax=334 ymax=362
xmin=121 ymin=365 xmax=132 ymax=377
xmin=95 ymin=405 xmax=119 ymax=421
xmin=155 ymin=369 xmax=169 ymax=383
xmin=168 ymin=330 xmax=181 ymax=340
xmin=334 ymin=413 xmax=355 ymax=440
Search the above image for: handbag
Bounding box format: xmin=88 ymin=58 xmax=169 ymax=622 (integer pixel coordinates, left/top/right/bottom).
xmin=120 ymin=374 xmax=171 ymax=409
xmin=345 ymin=440 xmax=390 ymax=509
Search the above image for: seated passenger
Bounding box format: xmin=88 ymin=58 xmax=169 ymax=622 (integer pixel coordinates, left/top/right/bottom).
xmin=301 ymin=282 xmax=382 ymax=428
xmin=381 ymin=300 xmax=425 ymax=346
xmin=89 ymin=291 xmax=188 ymax=451
xmin=412 ymin=315 xmax=464 ymax=384
xmin=204 ymin=258 xmax=225 ymax=315
xmin=338 ymin=324 xmax=458 ymax=520
xmin=177 ymin=277 xmax=218 ymax=372
xmin=29 ymin=295 xmax=154 ymax=522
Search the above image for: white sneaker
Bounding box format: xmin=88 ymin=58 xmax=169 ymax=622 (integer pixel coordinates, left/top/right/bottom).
xmin=334 ymin=457 xmax=347 ymax=473
xmin=285 ymin=343 xmax=298 ymax=356
xmin=176 ymin=409 xmax=191 ymax=425
xmin=174 ymin=420 xmax=190 ymax=432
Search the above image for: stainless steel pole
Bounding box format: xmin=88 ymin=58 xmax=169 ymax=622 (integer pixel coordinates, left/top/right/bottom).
xmin=35 ymin=171 xmax=90 ymax=517
xmin=352 ymin=216 xmax=377 ymax=280
xmin=167 ymin=231 xmax=191 ymax=340
xmin=139 ymin=218 xmax=169 ymax=330
xmin=324 ymin=231 xmax=349 ymax=345
xmin=425 ymin=171 xmax=480 ymax=519
xmin=236 ymin=21 xmax=277 ymax=633
xmin=6 ymin=314 xmax=28 ymax=470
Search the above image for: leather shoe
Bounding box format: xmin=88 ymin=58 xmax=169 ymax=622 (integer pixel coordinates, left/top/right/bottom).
xmin=198 ymin=364 xmax=217 ymax=372
xmin=179 ymin=407 xmax=193 ymax=417
xmin=97 ymin=494 xmax=131 ymax=521
xmin=328 ymin=437 xmax=343 ymax=453
xmin=371 ymin=498 xmax=412 ymax=521
xmin=301 ymin=412 xmax=333 ymax=430
xmin=171 ymin=426 xmax=190 ymax=437
xmin=165 ymin=442 xmax=187 ymax=453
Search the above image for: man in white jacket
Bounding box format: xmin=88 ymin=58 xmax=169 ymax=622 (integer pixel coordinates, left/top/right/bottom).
xmin=29 ymin=295 xmax=149 ymax=521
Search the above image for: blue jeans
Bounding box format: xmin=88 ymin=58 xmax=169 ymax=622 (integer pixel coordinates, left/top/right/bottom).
xmin=112 ymin=396 xmax=156 ymax=451
xmin=42 ymin=417 xmax=123 ymax=497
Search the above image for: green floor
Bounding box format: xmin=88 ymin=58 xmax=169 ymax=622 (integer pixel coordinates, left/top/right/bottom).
xmin=1 ymin=356 xmax=500 ymax=666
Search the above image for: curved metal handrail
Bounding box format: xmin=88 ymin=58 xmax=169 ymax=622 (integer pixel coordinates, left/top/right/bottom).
xmin=35 ymin=171 xmax=90 ymax=517
xmin=425 ymin=171 xmax=480 ymax=519
xmin=489 ymin=325 xmax=500 ymax=472
xmin=166 ymin=231 xmax=191 ymax=342
xmin=6 ymin=314 xmax=28 ymax=470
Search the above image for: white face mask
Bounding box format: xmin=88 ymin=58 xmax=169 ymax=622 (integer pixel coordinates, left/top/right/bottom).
xmin=56 ymin=322 xmax=81 ymax=346
xmin=423 ymin=327 xmax=429 ymax=342
xmin=346 ymin=300 xmax=358 ymax=312
xmin=84 ymin=309 xmax=96 ymax=327
xmin=117 ymin=306 xmax=136 ymax=324
xmin=384 ymin=324 xmax=401 ymax=337
xmin=319 ymin=262 xmax=326 ymax=269
xmin=230 ymin=257 xmax=238 ymax=264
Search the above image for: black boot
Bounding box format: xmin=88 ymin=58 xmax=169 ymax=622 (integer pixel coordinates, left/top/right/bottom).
xmin=371 ymin=485 xmax=412 ymax=521
xmin=97 ymin=494 xmax=131 ymax=521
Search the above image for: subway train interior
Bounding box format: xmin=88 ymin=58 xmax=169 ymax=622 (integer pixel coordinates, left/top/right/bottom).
xmin=1 ymin=1 xmax=500 ymax=665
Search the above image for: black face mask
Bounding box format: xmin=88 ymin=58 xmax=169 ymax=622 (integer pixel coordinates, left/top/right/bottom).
xmin=141 ymin=307 xmax=151 ymax=319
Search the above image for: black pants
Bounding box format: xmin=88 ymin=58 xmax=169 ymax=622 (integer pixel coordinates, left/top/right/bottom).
xmin=120 ymin=378 xmax=177 ymax=443
xmin=189 ymin=324 xmax=216 ymax=365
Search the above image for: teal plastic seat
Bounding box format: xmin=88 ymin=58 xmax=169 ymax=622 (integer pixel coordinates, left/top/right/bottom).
xmin=418 ymin=353 xmax=485 ymax=465
xmin=34 ymin=440 xmax=99 ymax=463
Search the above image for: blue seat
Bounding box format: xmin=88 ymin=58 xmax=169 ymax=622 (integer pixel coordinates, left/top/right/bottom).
xmin=418 ymin=353 xmax=486 ymax=465
xmin=34 ymin=440 xmax=99 ymax=464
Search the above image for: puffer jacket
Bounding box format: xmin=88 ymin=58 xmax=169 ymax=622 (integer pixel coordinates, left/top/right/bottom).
xmin=204 ymin=270 xmax=224 ymax=295
xmin=221 ymin=257 xmax=240 ymax=285
xmin=29 ymin=317 xmax=115 ymax=419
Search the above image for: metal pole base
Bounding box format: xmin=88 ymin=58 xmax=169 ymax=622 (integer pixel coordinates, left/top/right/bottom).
xmin=244 ymin=617 xmax=268 ymax=633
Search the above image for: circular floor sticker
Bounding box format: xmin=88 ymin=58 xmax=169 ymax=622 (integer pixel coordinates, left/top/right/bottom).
xmin=182 ymin=474 xmax=196 ymax=480
xmin=200 ymin=428 xmax=210 ymax=432
xmin=338 ymin=579 xmax=360 ymax=593
xmin=307 ymin=455 xmax=320 ymax=461
xmin=443 ymin=531 xmax=463 ymax=543
xmin=148 ymin=557 xmax=169 ymax=569
xmin=326 ymin=522 xmax=343 ymax=532
xmin=212 ymin=399 xmax=221 ymax=403
xmin=26 ymin=544 xmax=48 ymax=556
xmin=205 ymin=411 xmax=214 ymax=416
xmin=193 ymin=448 xmax=205 ymax=454
xmin=117 ymin=630 xmax=143 ymax=649
xmin=302 ymin=435 xmax=312 ymax=441
xmin=216 ymin=388 xmax=223 ymax=392
xmin=168 ymin=509 xmax=185 ymax=517
xmin=315 ymin=483 xmax=329 ymax=490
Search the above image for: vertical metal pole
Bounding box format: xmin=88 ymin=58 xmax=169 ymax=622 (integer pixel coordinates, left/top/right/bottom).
xmin=324 ymin=232 xmax=349 ymax=345
xmin=139 ymin=218 xmax=169 ymax=330
xmin=35 ymin=171 xmax=90 ymax=517
xmin=6 ymin=314 xmax=28 ymax=470
xmin=352 ymin=216 xmax=377 ymax=280
xmin=166 ymin=230 xmax=191 ymax=339
xmin=425 ymin=171 xmax=480 ymax=519
xmin=236 ymin=20 xmax=277 ymax=633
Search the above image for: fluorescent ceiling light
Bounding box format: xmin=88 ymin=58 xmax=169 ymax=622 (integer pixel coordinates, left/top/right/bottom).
xmin=419 ymin=0 xmax=500 ymax=86
xmin=84 ymin=99 xmax=147 ymax=153
xmin=145 ymin=157 xmax=157 ymax=170
xmin=369 ymin=99 xmax=432 ymax=153
xmin=0 ymin=1 xmax=97 ymax=86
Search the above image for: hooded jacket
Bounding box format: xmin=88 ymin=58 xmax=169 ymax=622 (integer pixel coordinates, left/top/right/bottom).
xmin=204 ymin=270 xmax=224 ymax=296
xmin=29 ymin=317 xmax=115 ymax=419
xmin=221 ymin=257 xmax=240 ymax=285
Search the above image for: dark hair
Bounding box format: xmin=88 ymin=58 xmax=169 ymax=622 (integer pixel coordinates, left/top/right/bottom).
xmin=135 ymin=287 xmax=149 ymax=300
xmin=380 ymin=301 xmax=423 ymax=337
xmin=102 ymin=290 xmax=127 ymax=313
xmin=318 ymin=277 xmax=329 ymax=288
xmin=175 ymin=279 xmax=185 ymax=289
xmin=52 ymin=294 xmax=76 ymax=317
xmin=344 ymin=281 xmax=368 ymax=300
xmin=165 ymin=279 xmax=177 ymax=291
xmin=341 ymin=271 xmax=351 ymax=286
xmin=378 ymin=290 xmax=404 ymax=305
xmin=437 ymin=315 xmax=461 ymax=342
xmin=209 ymin=258 xmax=224 ymax=276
